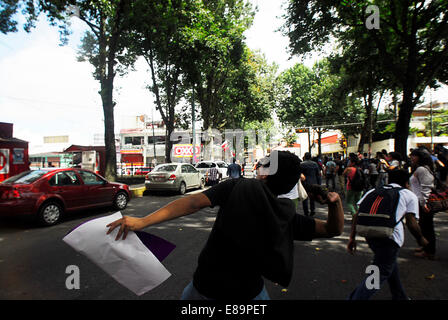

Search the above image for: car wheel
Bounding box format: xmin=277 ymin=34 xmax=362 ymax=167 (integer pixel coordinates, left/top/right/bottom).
xmin=114 ymin=191 xmax=129 ymax=210
xmin=179 ymin=182 xmax=186 ymax=195
xmin=38 ymin=201 xmax=63 ymax=226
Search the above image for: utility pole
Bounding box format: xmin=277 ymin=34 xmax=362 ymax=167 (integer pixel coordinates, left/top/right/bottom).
xmin=308 ymin=127 xmax=312 ymax=153
xmin=152 ymin=107 xmax=156 ymax=166
xmin=192 ymin=86 xmax=196 ymax=164
xmin=430 ymin=89 xmax=434 ymax=151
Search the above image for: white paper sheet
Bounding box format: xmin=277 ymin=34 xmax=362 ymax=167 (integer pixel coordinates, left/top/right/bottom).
xmin=62 ymin=212 xmax=171 ymax=296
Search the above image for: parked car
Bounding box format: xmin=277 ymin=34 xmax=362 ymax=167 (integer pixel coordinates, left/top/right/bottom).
xmin=0 ymin=168 xmax=131 ymax=226
xmin=145 ymin=163 xmax=204 ymax=195
xmin=195 ymin=161 xmax=229 ymax=181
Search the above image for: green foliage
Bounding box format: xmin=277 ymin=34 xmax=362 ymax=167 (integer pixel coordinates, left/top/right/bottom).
xmin=424 ymin=109 xmax=448 ymax=136
xmin=282 ymin=0 xmax=448 ymax=155
xmin=178 ymin=0 xmax=258 ymax=130
xmin=283 ymin=131 xmax=297 ymax=147
xmin=276 ymin=59 xmax=363 ymax=131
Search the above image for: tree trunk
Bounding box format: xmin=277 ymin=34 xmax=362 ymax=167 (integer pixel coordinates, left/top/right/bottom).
xmin=394 ymin=88 xmax=414 ymax=157
xmin=97 ymin=2 xmax=127 ymax=182
xmin=357 ymin=123 xmax=367 ymax=153
xmin=101 ymin=79 xmax=117 ymax=181
xmin=98 ymin=15 xmax=117 ymax=182
xmin=358 ymin=94 xmax=373 ymax=154
xmin=165 ymin=123 xmax=174 ymax=163
xmin=308 ymin=128 xmax=311 ymax=153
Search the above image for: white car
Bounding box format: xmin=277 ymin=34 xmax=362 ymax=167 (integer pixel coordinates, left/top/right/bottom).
xmin=195 ymin=161 xmax=229 ymax=181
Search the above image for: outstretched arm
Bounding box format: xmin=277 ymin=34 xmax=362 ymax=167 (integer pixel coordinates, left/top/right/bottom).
xmin=313 ymin=192 xmax=344 ymax=238
xmin=106 ymin=193 xmax=212 ymax=240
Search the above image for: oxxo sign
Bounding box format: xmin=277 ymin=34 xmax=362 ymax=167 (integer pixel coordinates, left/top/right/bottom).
xmin=173 ymin=144 xmax=201 ymax=158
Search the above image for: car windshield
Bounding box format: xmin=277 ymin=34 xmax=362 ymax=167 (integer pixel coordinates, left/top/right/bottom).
xmin=196 ymin=162 xmax=215 ymax=168
xmin=1 ymin=170 xmax=48 ymax=184
xmin=153 ymin=165 xmax=177 ymax=172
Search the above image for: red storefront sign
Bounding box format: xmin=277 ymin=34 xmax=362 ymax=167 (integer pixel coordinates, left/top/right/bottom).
xmin=173 ymin=144 xmax=201 ymax=158
xmin=0 ymin=122 xmax=30 ymax=182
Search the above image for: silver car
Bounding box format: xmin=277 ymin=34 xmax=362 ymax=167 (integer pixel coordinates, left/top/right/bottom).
xmin=145 ymin=163 xmax=205 ymax=195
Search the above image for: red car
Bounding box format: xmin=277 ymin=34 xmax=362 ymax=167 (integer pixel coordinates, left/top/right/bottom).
xmin=0 ymin=168 xmax=131 ymax=226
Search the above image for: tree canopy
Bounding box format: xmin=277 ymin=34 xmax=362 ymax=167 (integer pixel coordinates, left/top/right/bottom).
xmin=282 ymin=0 xmax=448 ymax=156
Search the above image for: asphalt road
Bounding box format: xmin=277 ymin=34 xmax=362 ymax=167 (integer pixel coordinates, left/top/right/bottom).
xmin=1 ymin=184 xmax=448 ymax=300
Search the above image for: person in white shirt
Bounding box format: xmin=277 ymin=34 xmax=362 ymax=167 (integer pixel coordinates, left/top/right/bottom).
xmin=409 ymin=148 xmax=436 ymax=259
xmin=347 ymin=169 xmax=428 ymax=300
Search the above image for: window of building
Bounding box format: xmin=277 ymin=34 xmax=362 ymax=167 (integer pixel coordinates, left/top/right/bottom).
xmin=124 ymin=136 xmax=144 ymax=146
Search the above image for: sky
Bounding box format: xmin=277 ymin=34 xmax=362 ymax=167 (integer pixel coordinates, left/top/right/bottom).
xmin=0 ymin=0 xmax=447 ymax=154
xmin=0 ymin=0 xmax=301 ymax=153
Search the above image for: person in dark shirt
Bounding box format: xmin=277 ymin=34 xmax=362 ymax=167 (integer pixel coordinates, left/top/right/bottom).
xmin=106 ymin=150 xmax=344 ymax=300
xmin=227 ymin=157 xmax=242 ymax=179
xmin=335 ymin=154 xmax=346 ymax=196
xmin=300 ymin=152 xmax=321 ymax=216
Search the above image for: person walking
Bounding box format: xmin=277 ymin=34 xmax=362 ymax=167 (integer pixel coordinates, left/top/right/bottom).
xmin=106 ymin=151 xmax=344 ymax=300
xmin=387 ymin=152 xmax=403 ymax=170
xmin=335 ymin=155 xmax=346 ymax=197
xmin=206 ymin=166 xmax=219 ymax=186
xmin=347 ymin=169 xmax=428 ymax=300
xmin=434 ymin=144 xmax=448 ymax=184
xmin=343 ymin=156 xmax=365 ymax=216
xmin=376 ymin=152 xmax=388 ymax=188
xmin=409 ymin=148 xmax=436 ymax=260
xmin=325 ymin=157 xmax=337 ymax=191
xmin=300 ymin=152 xmax=321 ymax=216
xmin=227 ymin=158 xmax=242 ymax=179
xmin=368 ymin=158 xmax=379 ymax=190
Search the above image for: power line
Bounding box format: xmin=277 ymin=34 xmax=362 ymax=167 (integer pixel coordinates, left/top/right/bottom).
xmin=296 ymin=119 xmax=395 ymax=130
xmin=0 ymin=40 xmax=14 ymax=51
xmin=0 ymin=95 xmax=100 ymax=110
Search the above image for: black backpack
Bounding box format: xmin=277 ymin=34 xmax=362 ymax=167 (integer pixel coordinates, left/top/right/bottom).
xmin=356 ymin=185 xmax=404 ymax=238
xmin=350 ymin=167 xmax=366 ymax=191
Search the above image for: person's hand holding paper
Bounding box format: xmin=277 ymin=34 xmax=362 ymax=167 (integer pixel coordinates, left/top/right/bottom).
xmin=106 ymin=215 xmax=146 ymax=240
xmin=63 ymin=212 xmax=176 ymax=296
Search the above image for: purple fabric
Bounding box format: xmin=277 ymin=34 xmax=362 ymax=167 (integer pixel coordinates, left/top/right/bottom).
xmin=135 ymin=231 xmax=176 ymax=261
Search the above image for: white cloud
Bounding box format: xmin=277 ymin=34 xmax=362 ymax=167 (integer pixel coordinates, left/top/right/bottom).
xmin=0 ymin=43 xmax=103 ymax=146
xmin=245 ymin=0 xmax=299 ymax=71
xmin=0 ymin=18 xmax=156 ymax=152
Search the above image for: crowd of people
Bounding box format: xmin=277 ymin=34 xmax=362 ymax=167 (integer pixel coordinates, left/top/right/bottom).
xmin=106 ymin=145 xmax=447 ymax=301
xmin=302 ymin=145 xmax=448 ymax=262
